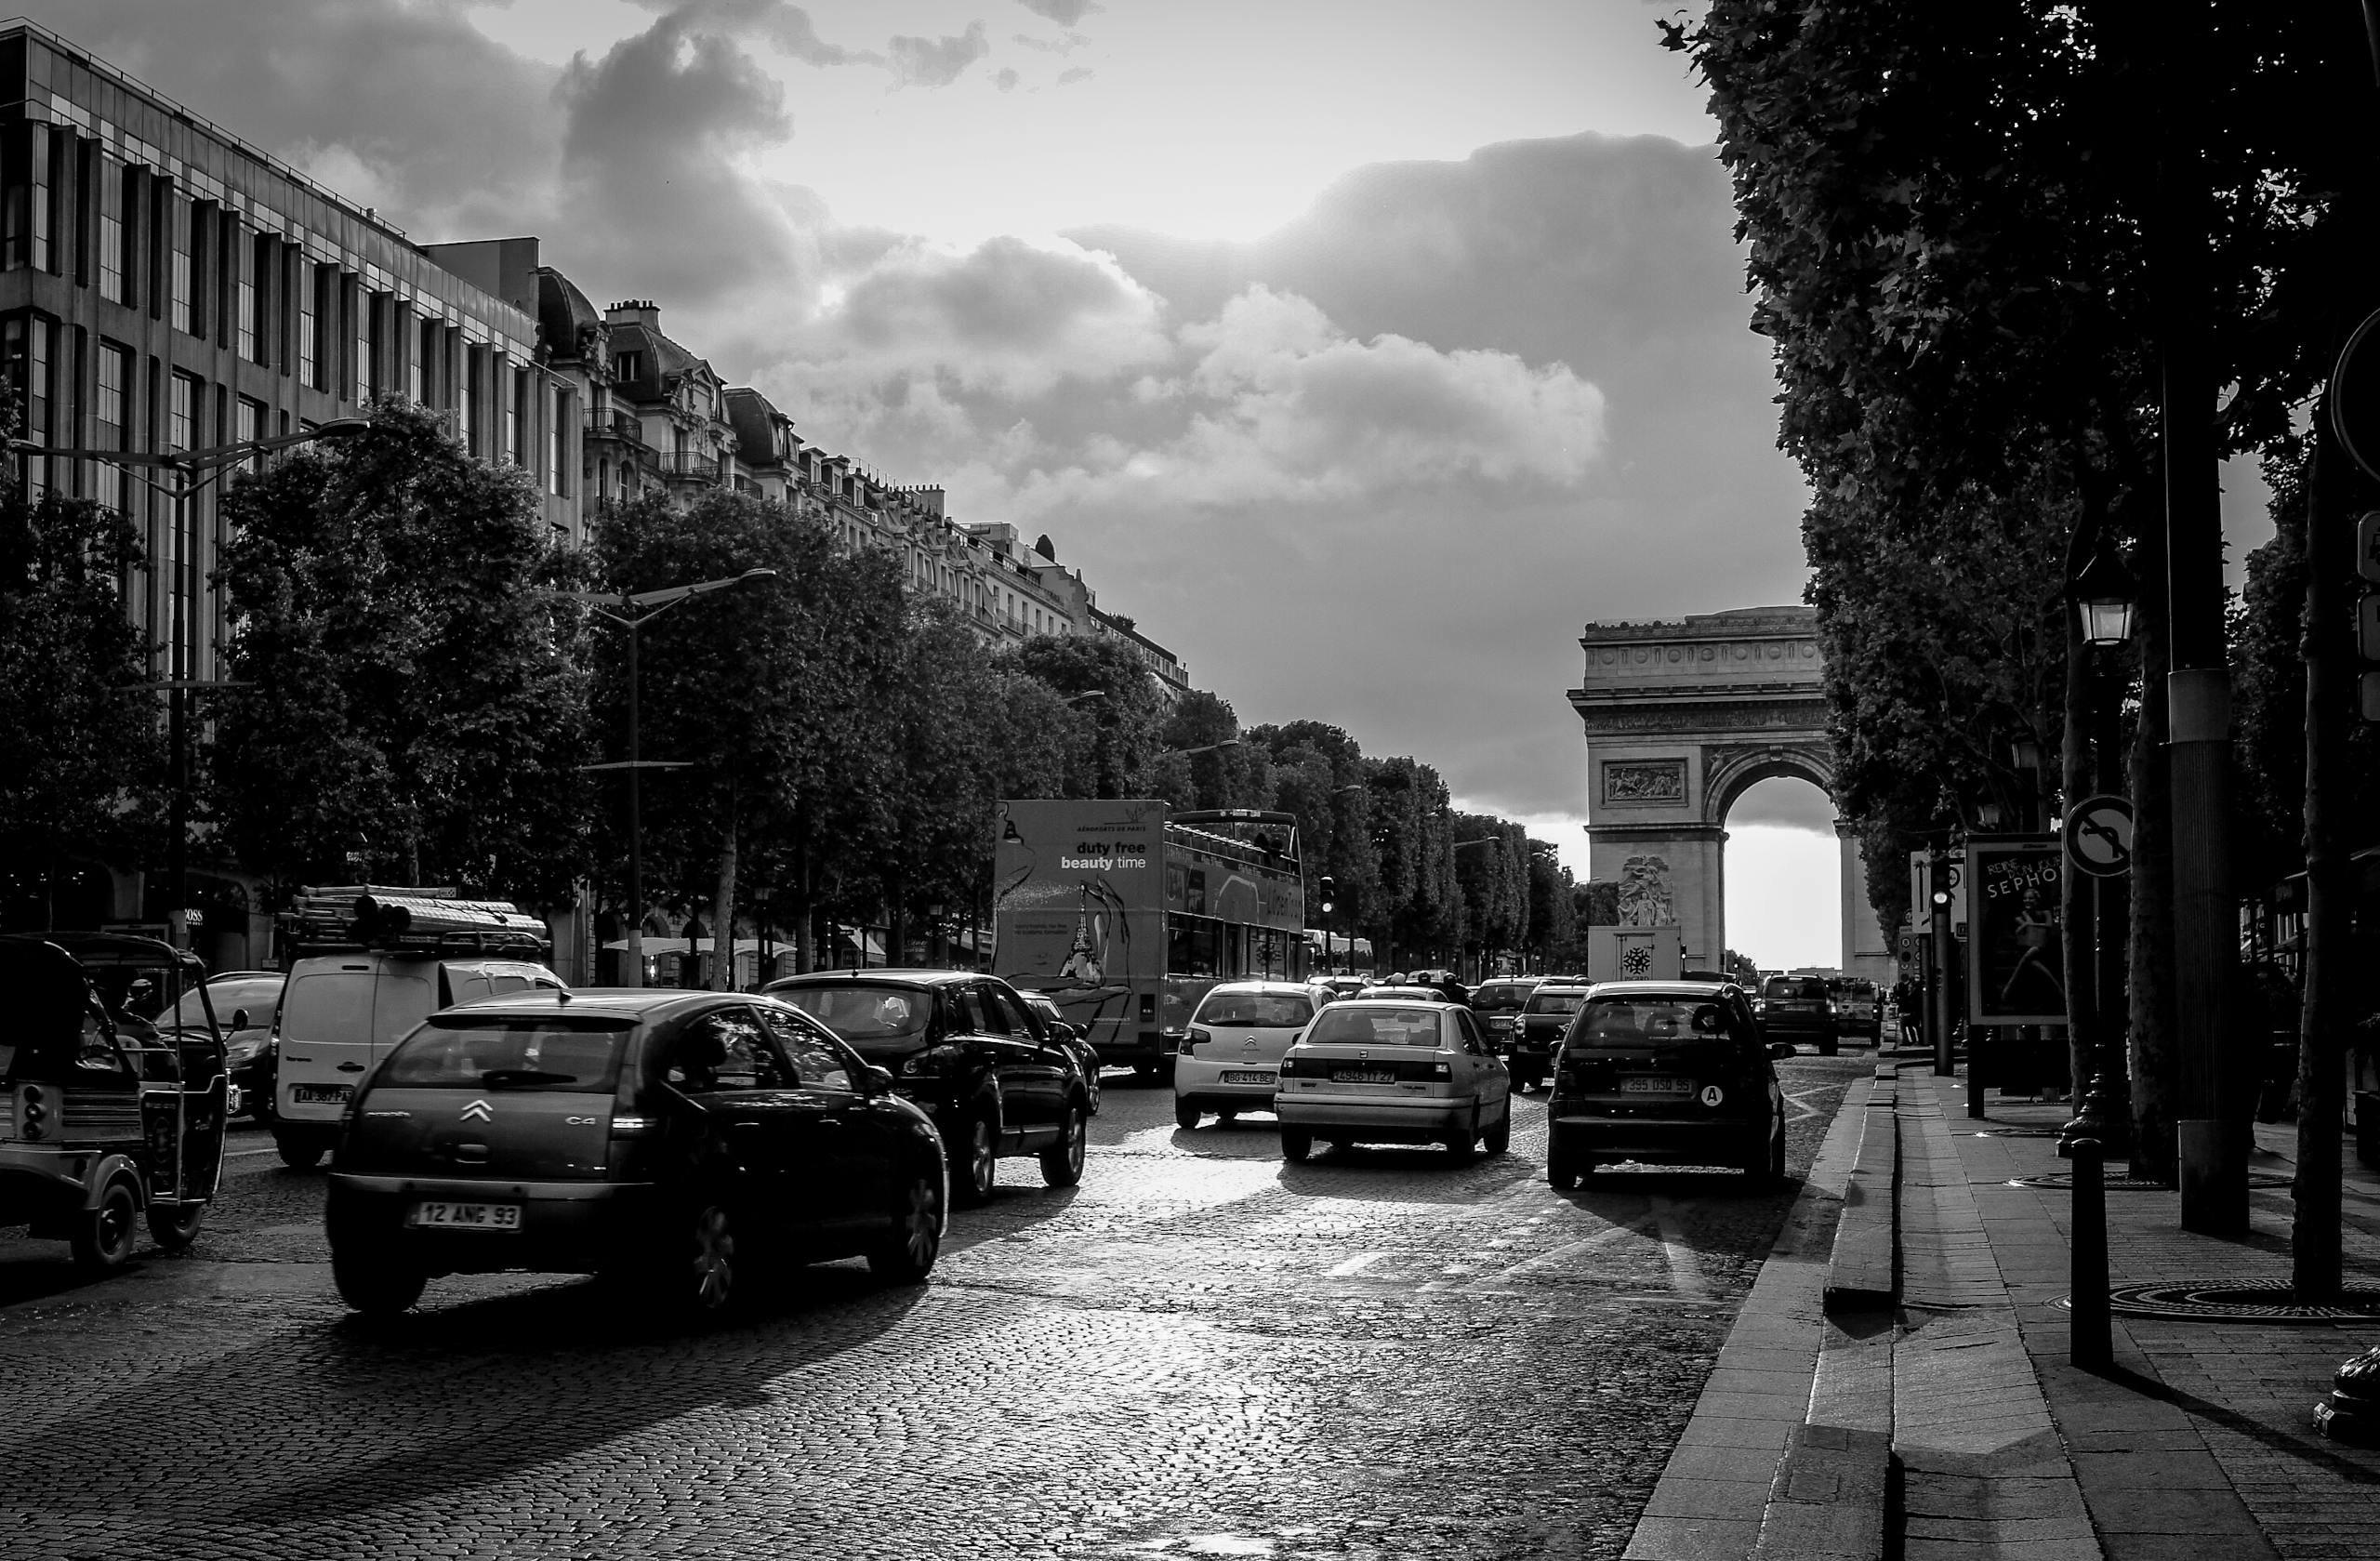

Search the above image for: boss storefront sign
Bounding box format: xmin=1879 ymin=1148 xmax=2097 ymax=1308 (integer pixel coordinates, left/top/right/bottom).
xmin=1964 ymin=836 xmax=2067 ymax=1026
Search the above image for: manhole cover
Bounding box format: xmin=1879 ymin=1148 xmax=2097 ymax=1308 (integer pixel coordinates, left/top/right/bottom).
xmin=2056 ymin=1279 xmax=2380 ymax=1324
xmin=2006 ymin=1171 xmax=2291 ymax=1191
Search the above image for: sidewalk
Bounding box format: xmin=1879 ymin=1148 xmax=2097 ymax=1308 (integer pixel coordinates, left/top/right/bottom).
xmin=1625 ymin=1060 xmax=2380 ymax=1560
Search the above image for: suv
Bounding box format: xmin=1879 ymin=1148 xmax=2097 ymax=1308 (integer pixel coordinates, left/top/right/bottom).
xmin=1506 ymin=981 xmax=1592 ymax=1091
xmin=1545 ymin=980 xmax=1786 ymax=1186
xmin=765 ymin=970 xmax=1093 ymax=1204
xmin=273 ymin=952 xmax=564 ymax=1167
xmin=1469 ymin=977 xmax=1541 ymax=1055
xmin=1828 ymin=978 xmax=1880 ymax=1043
xmin=324 ymin=989 xmax=948 ymax=1317
xmin=1756 ymin=975 xmax=1839 ymax=1055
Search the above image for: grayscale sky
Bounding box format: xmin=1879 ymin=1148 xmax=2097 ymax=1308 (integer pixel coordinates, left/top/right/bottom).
xmin=37 ymin=0 xmax=2275 ymax=967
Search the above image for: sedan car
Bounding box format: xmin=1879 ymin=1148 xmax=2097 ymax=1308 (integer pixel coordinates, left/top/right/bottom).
xmin=767 ymin=970 xmax=1093 ymax=1204
xmin=1273 ymin=998 xmax=1512 ymax=1162
xmin=1469 ymin=977 xmax=1541 ymax=1055
xmin=1506 ymin=982 xmax=1593 ymax=1091
xmin=1757 ymin=975 xmax=1840 ymax=1054
xmin=324 ymin=989 xmax=948 ymax=1317
xmin=1544 ymin=980 xmax=1787 ymax=1188
xmin=1172 ymin=980 xmax=1328 ymax=1129
xmin=167 ymin=971 xmax=284 ymax=1120
xmin=1018 ymin=986 xmax=1102 ymax=1116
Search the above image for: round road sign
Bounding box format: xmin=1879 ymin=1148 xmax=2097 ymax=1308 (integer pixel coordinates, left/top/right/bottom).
xmin=2063 ymin=794 xmax=2135 ymax=878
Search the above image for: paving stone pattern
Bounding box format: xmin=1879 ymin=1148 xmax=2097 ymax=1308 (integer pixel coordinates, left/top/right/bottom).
xmin=0 ymin=1059 xmax=1870 ymax=1561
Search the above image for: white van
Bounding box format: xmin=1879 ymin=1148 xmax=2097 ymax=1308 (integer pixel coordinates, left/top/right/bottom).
xmin=271 ymin=953 xmax=562 ymax=1168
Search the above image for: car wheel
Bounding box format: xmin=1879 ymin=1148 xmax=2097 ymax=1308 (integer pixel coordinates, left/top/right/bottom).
xmin=145 ymin=1200 xmax=206 ymax=1251
xmin=1766 ymin=1109 xmax=1788 ymax=1182
xmin=1483 ymin=1103 xmax=1512 ymax=1156
xmin=1132 ymin=1060 xmax=1160 ymax=1083
xmin=70 ymin=1176 xmax=140 ymax=1271
xmin=274 ymin=1133 xmax=324 ymax=1171
xmin=1548 ymin=1159 xmax=1580 ymax=1192
xmin=1217 ymin=1107 xmax=1240 ymax=1124
xmin=1041 ymin=1103 xmax=1088 ymax=1188
xmin=868 ymin=1163 xmax=945 ymax=1284
xmin=1083 ymin=1070 xmax=1102 ymax=1117
xmin=1444 ymin=1120 xmax=1478 ymax=1161
xmin=956 ymin=1116 xmax=998 ymax=1205
xmin=1818 ymin=1034 xmax=1839 ymax=1057
xmin=1173 ymin=1097 xmax=1202 ymax=1131
xmin=1280 ymin=1128 xmax=1314 ymax=1163
xmin=333 ymin=1248 xmax=427 ymax=1316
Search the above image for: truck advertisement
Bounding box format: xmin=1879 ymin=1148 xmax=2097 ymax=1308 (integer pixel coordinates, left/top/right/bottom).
xmin=993 ymin=799 xmax=1167 ymax=1063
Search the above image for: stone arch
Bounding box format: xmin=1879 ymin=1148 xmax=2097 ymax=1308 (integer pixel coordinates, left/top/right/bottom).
xmin=1567 ymin=606 xmax=1891 ymax=981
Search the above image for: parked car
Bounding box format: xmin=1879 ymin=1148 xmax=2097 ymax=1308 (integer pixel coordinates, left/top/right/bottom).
xmin=168 ymin=971 xmax=284 ymax=1120
xmin=1273 ymin=998 xmax=1512 ymax=1162
xmin=1315 ymin=975 xmax=1368 ymax=1001
xmin=1544 ymin=980 xmax=1787 ymax=1187
xmin=1828 ymin=978 xmax=1881 ymax=1043
xmin=765 ymin=969 xmax=1093 ymax=1204
xmin=1357 ymin=984 xmax=1445 ymax=1002
xmin=1172 ymin=980 xmax=1329 ymax=1130
xmin=1506 ymin=981 xmax=1593 ymax=1091
xmin=1018 ymin=986 xmax=1102 ymax=1116
xmin=324 ymin=989 xmax=947 ymax=1316
xmin=1756 ymin=974 xmax=1839 ymax=1054
xmin=1469 ymin=977 xmax=1541 ymax=1054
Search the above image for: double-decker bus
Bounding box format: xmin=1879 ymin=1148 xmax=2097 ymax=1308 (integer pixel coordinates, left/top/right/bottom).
xmin=992 ymin=800 xmax=1306 ymax=1078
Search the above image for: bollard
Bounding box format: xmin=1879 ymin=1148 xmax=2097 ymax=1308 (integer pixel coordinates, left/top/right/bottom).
xmin=2069 ymin=1137 xmax=2110 ymax=1369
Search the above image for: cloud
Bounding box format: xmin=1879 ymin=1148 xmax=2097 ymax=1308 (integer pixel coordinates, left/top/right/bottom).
xmin=888 ymin=21 xmax=989 ymax=88
xmin=1017 ymin=0 xmax=1102 ymax=23
xmin=1057 ymin=66 xmax=1093 ymax=86
xmin=628 ymin=0 xmax=878 ymax=68
xmin=993 ymin=66 xmax=1020 ymax=91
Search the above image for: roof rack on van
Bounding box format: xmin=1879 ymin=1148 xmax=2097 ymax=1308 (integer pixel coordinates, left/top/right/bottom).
xmin=277 ymin=884 xmax=552 ymax=961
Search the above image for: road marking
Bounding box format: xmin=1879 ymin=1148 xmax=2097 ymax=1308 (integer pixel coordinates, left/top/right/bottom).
xmin=1327 ymin=1251 xmax=1390 ymax=1277
xmin=227 ymin=1146 xmax=284 ymax=1158
xmin=1781 ymin=1086 xmax=1830 ymax=1122
xmin=1488 ymin=1218 xmax=1652 ymax=1280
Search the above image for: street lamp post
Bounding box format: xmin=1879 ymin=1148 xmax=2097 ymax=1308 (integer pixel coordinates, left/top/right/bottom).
xmin=2060 ymin=541 xmax=2136 ymax=1156
xmin=11 ymin=418 xmax=371 ymax=949
xmin=559 ymin=568 xmax=777 ymax=987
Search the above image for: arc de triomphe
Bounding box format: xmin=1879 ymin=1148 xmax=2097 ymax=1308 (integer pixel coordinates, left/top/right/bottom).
xmin=1567 ymin=605 xmax=1893 ymax=982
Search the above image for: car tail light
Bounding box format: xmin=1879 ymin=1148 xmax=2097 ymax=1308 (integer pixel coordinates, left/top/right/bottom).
xmin=609 ymin=1113 xmax=661 ymax=1139
xmin=1181 ymin=1025 xmax=1213 ymax=1056
xmin=15 ymin=1084 xmax=48 ymax=1142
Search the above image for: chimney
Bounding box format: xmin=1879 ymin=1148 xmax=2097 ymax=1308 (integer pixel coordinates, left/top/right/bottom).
xmin=604 ymin=299 xmax=661 ymax=330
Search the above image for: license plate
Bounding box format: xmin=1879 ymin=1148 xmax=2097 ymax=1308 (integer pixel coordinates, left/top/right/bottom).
xmin=1221 ymin=1070 xmax=1275 ymax=1084
xmin=291 ymin=1084 xmax=351 ymax=1105
xmin=1331 ymin=1068 xmax=1395 ymax=1085
xmin=407 ymin=1201 xmax=522 ymax=1231
xmin=1620 ymin=1077 xmax=1691 ymax=1094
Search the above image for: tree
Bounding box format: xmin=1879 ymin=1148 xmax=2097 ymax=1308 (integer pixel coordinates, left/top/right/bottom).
xmin=0 ymin=469 xmax=165 ymax=927
xmin=213 ymin=399 xmax=589 ymax=905
xmin=1013 ymin=636 xmax=1167 ymax=799
xmin=1152 ymin=688 xmax=1269 ymax=810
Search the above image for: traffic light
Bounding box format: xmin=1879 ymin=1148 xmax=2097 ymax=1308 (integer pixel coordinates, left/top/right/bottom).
xmin=1928 ymin=852 xmax=1953 ymax=913
xmin=1318 ymin=875 xmax=1336 ymax=914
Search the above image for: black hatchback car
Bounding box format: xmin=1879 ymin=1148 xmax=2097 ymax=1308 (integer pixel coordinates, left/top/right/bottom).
xmin=1506 ymin=982 xmax=1592 ymax=1091
xmin=765 ymin=970 xmax=1092 ymax=1205
xmin=324 ymin=990 xmax=948 ymax=1317
xmin=1544 ymin=980 xmax=1787 ymax=1188
xmin=1757 ymin=975 xmax=1840 ymax=1054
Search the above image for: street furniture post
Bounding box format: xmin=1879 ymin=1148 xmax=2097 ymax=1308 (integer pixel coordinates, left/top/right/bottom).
xmin=2069 ymin=1137 xmax=2110 ymax=1369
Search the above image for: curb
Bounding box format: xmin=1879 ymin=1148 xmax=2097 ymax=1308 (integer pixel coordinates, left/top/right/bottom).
xmin=1822 ymin=1064 xmax=1901 ymax=1314
xmin=1622 ymin=1074 xmax=1874 ymax=1561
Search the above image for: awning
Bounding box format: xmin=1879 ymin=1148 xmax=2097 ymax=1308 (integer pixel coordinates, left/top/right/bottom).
xmin=601 ymin=937 xmax=778 ymax=955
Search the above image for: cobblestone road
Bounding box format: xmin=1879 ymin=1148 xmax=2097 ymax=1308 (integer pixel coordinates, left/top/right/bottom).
xmin=0 ymin=1055 xmax=1867 ymax=1561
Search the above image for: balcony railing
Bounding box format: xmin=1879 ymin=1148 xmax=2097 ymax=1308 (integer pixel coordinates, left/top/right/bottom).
xmin=656 ymin=452 xmax=721 ymax=484
xmin=587 ymin=407 xmax=647 ymax=446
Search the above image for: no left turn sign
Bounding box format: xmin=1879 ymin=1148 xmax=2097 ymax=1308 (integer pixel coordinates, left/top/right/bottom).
xmin=2063 ymin=794 xmax=2135 ymax=878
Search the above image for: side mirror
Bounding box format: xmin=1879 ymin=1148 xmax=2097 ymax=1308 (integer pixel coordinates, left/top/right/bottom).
xmin=231 ymin=1008 xmax=250 ymax=1031
xmin=860 ymin=1064 xmax=896 ymax=1094
xmin=1769 ymin=1041 xmax=1796 ymax=1060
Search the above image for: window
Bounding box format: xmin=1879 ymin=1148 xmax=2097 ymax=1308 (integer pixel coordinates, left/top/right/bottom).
xmin=21 ymin=317 xmax=50 ymax=497
xmin=298 ymin=263 xmax=317 ymax=387
xmin=97 ymin=154 xmax=126 ymax=303
xmin=664 ymin=1008 xmax=787 ymax=1091
xmin=232 ymin=228 xmax=255 ymax=359
xmin=407 ymin=317 xmax=422 ymax=403
xmin=355 ymin=287 xmax=374 ymax=399
xmin=614 ymin=350 xmax=640 ymax=383
xmin=167 ymin=197 xmax=192 ymax=333
xmin=550 ymin=386 xmax=569 ymax=496
xmin=169 ymin=371 xmax=197 ymax=452
xmin=25 ymin=122 xmax=50 ymax=271
xmin=95 ymin=343 xmax=129 ymax=513
xmin=237 ymin=398 xmax=264 ymax=469
xmin=417 ymin=318 xmax=439 ymax=405
xmin=757 ymin=1007 xmax=855 ymax=1091
xmin=505 ymin=362 xmax=523 ymax=464
xmin=460 ymin=346 xmax=480 ymax=454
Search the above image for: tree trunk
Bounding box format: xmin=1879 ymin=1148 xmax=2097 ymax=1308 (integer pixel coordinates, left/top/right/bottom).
xmin=2295 ymin=416 xmax=2350 ymax=1303
xmin=791 ymin=807 xmax=815 ymax=975
xmin=710 ymin=793 xmax=739 ymax=993
xmin=2062 ymin=605 xmax=2097 ymax=1103
xmin=2128 ymin=522 xmax=2179 ymax=1184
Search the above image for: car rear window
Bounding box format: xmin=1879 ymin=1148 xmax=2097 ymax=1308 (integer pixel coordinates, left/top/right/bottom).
xmin=377 ymin=1015 xmax=634 ymax=1091
xmin=1765 ymin=978 xmax=1828 ymax=1000
xmin=1473 ymin=984 xmax=1532 ymax=1009
xmin=1526 ymin=989 xmax=1587 ymax=1015
xmin=1569 ymin=999 xmax=1734 ymax=1048
xmin=774 ymin=984 xmax=932 ymax=1042
xmin=1302 ymin=1007 xmax=1447 ymax=1048
xmin=1195 ymin=991 xmax=1316 ymax=1027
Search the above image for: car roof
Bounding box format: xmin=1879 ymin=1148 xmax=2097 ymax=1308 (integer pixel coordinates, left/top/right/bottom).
xmin=419 ymin=987 xmax=738 ymax=1022
xmin=1327 ymin=996 xmax=1461 ymax=1010
xmin=1199 ymin=979 xmax=1325 ymax=994
xmin=1583 ymin=980 xmax=1739 ymax=999
xmin=765 ymin=968 xmax=976 ymax=990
